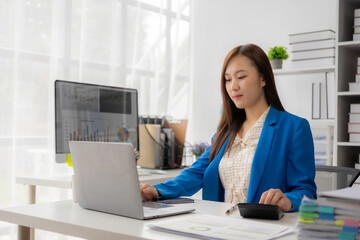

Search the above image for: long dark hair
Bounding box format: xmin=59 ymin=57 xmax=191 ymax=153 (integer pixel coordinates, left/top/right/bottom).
xmin=209 ymin=44 xmax=285 ymax=162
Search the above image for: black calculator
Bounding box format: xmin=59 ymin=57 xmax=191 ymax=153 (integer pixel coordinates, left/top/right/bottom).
xmin=237 ymin=203 xmax=284 ymax=220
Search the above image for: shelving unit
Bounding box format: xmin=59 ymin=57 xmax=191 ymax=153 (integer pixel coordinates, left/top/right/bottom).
xmin=274 ymin=67 xmax=335 ymax=166
xmin=336 ymin=0 xmax=360 ymax=171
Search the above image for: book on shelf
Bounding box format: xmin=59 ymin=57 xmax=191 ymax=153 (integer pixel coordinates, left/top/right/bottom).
xmin=356 ymin=74 xmax=360 ymax=82
xmin=326 ymin=72 xmax=335 ymax=119
xmin=350 ymin=103 xmax=360 ymax=113
xmin=312 ymin=75 xmax=332 ymax=120
xmin=355 ymin=8 xmax=360 ymax=18
xmin=320 ymin=82 xmax=327 ymax=119
xmin=292 ymin=57 xmax=335 ymax=69
xmin=289 ymin=29 xmax=335 ymax=44
xmin=349 ymin=133 xmax=360 ymax=142
xmin=357 ymin=66 xmax=360 ymax=73
xmin=291 ymin=39 xmax=335 ymax=52
xmin=349 ymin=113 xmax=360 ymax=123
xmin=358 ymin=57 xmax=360 ymax=66
xmin=348 ymin=123 xmax=360 ymax=133
xmin=354 ymin=33 xmax=360 ymax=41
xmin=355 ymin=17 xmax=360 ymax=27
xmin=312 ymin=82 xmax=321 ymax=119
xmin=355 ymin=26 xmax=360 ymax=34
xmin=292 ymin=48 xmax=335 ymax=61
xmin=349 ymin=82 xmax=360 ymax=92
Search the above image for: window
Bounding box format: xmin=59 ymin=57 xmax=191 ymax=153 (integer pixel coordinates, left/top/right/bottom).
xmin=0 ymin=1 xmax=190 ymax=238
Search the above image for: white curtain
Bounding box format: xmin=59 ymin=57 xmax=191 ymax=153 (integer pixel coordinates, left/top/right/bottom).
xmin=0 ymin=0 xmax=190 ymax=238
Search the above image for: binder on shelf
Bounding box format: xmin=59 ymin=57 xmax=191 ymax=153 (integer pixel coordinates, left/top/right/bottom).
xmin=326 ymin=72 xmax=335 ymax=119
xmin=320 ymin=81 xmax=328 ymax=119
xmin=312 ymin=82 xmax=321 ymax=119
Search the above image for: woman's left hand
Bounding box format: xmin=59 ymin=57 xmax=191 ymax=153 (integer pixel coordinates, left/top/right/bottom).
xmin=259 ymin=188 xmax=292 ymax=211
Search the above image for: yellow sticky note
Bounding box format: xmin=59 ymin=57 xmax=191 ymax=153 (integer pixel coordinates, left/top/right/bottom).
xmin=66 ymin=154 xmax=73 ymax=167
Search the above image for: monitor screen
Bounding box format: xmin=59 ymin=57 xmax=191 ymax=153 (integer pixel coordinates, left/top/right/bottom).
xmin=55 ymin=80 xmax=139 ymax=163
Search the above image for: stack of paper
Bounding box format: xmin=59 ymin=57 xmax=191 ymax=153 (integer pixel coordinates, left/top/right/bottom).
xmin=354 ymin=9 xmax=360 ymax=41
xmin=349 ymin=104 xmax=360 ymax=142
xmin=298 ymin=190 xmax=360 ymax=240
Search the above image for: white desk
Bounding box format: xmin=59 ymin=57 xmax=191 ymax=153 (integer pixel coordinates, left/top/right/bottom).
xmin=16 ymin=168 xmax=183 ymax=204
xmin=0 ymin=199 xmax=298 ymax=240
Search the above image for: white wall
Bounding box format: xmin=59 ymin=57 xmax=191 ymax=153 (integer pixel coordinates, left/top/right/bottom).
xmin=191 ymin=0 xmax=336 ymax=142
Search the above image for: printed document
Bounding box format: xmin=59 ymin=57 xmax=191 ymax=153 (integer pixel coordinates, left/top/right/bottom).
xmin=149 ymin=214 xmax=291 ymax=240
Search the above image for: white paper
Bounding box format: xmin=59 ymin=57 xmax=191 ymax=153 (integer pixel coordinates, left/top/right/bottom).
xmin=149 ymin=214 xmax=291 ymax=240
xmin=319 ymin=187 xmax=360 ymax=201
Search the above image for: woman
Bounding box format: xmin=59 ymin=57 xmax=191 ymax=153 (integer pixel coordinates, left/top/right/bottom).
xmin=140 ymin=44 xmax=317 ymax=212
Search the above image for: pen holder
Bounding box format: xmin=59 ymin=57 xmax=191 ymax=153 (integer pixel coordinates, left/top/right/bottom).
xmin=72 ymin=175 xmax=78 ymax=203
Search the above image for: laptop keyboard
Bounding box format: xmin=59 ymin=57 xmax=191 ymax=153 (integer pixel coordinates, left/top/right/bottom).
xmin=143 ymin=201 xmax=172 ymax=209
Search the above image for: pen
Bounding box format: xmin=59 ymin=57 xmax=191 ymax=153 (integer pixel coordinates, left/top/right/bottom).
xmin=225 ymin=204 xmax=238 ymax=215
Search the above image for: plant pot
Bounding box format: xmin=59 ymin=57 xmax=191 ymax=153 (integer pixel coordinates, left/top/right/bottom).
xmin=270 ymin=59 xmax=283 ymax=69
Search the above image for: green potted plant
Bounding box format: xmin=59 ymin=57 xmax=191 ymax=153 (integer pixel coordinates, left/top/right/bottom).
xmin=267 ymin=46 xmax=289 ymax=69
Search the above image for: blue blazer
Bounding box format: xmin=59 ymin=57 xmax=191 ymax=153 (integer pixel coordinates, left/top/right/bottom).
xmin=154 ymin=106 xmax=317 ymax=212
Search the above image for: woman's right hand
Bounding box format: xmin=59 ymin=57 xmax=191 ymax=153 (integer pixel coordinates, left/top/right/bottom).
xmin=140 ymin=183 xmax=159 ymax=201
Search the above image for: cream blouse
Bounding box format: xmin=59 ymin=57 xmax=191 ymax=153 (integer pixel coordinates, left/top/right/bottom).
xmin=218 ymin=107 xmax=270 ymax=204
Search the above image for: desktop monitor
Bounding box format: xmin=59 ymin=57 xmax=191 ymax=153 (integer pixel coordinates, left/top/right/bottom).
xmin=55 ymin=80 xmax=139 ymax=163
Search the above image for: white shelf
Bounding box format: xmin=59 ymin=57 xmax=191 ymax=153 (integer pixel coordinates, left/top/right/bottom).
xmin=337 ymin=142 xmax=360 ymax=146
xmin=273 ymin=66 xmax=335 ymax=75
xmin=338 ymin=91 xmax=360 ymax=96
xmin=338 ymin=41 xmax=360 ymax=47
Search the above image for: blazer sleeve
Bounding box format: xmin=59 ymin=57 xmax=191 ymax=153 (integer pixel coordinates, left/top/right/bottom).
xmin=153 ymin=141 xmax=212 ymax=199
xmin=284 ymin=118 xmax=317 ymax=212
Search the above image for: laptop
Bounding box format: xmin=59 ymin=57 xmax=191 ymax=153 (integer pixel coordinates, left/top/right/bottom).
xmin=69 ymin=141 xmax=195 ymax=220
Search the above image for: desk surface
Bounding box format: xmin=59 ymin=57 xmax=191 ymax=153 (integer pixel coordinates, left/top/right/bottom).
xmin=0 ymin=199 xmax=298 ymax=240
xmin=16 ymin=168 xmax=184 ymax=188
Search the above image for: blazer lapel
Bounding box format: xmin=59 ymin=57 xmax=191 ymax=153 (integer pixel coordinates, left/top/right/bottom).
xmin=246 ymin=106 xmax=278 ymax=203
